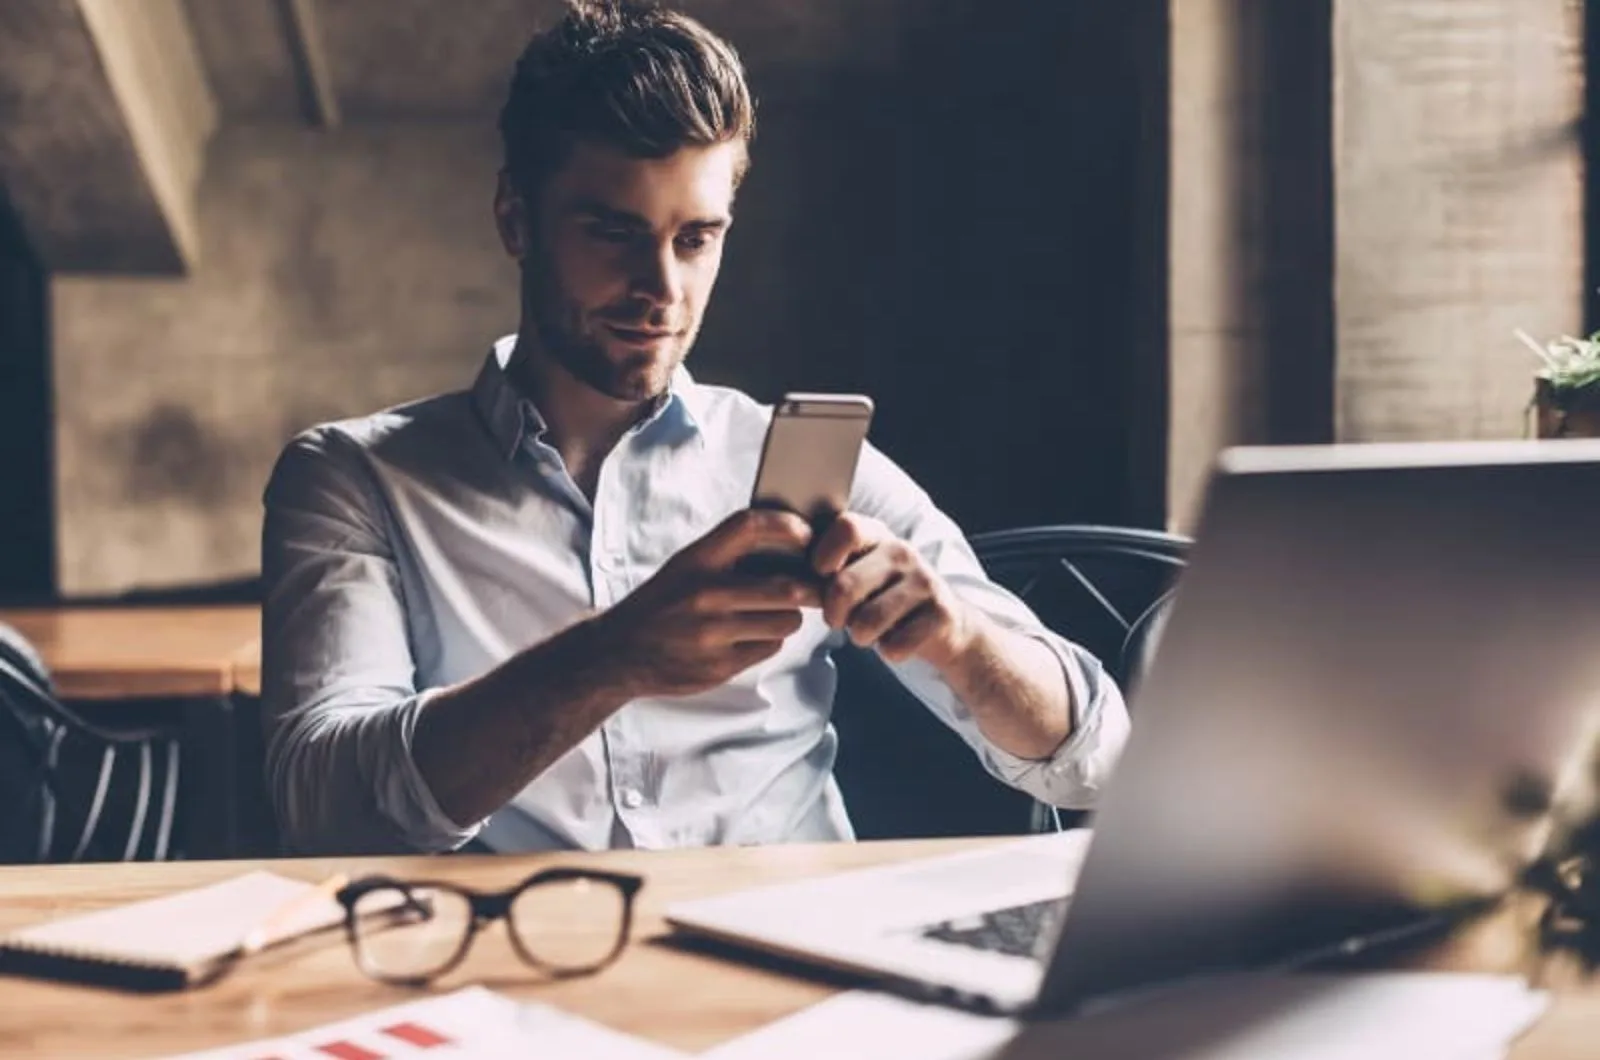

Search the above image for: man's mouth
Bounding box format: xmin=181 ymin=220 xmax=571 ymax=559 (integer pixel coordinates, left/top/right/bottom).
xmin=605 ymin=324 xmax=680 ymax=348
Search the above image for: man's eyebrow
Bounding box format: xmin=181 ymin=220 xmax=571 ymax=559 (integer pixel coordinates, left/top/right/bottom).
xmin=566 ymin=198 xmax=731 ymax=232
xmin=567 ymin=199 xmax=651 ymax=227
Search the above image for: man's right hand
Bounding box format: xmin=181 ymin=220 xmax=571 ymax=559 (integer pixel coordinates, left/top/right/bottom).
xmin=599 ymin=509 xmax=821 ymax=698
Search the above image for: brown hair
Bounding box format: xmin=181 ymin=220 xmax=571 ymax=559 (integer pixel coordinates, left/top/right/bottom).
xmin=498 ymin=0 xmax=756 ymax=200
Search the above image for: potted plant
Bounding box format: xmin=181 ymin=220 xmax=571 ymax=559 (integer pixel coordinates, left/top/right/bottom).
xmin=1517 ymin=329 xmax=1600 ymax=438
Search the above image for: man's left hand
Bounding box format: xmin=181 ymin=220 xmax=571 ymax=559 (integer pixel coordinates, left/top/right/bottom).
xmin=811 ymin=513 xmax=977 ymax=669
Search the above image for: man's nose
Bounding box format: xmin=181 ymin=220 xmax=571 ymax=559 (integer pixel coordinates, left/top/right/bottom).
xmin=629 ymin=241 xmax=685 ymax=307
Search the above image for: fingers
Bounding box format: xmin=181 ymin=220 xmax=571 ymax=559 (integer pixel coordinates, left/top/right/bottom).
xmin=691 ymin=509 xmax=814 ymax=572
xmin=717 ymin=609 xmax=806 ymax=644
xmin=815 ymin=532 xmax=946 ymax=655
xmin=877 ymin=602 xmax=942 ymax=662
xmin=811 ymin=513 xmax=890 ymax=577
xmin=697 ymin=576 xmax=822 ymax=613
xmin=692 ymin=619 xmax=796 ymax=682
xmin=676 ymin=606 xmax=805 ymax=651
xmin=725 ymin=639 xmax=785 ymax=673
xmin=821 ymin=543 xmax=903 ymax=629
xmin=841 ymin=577 xmax=925 ymax=649
xmin=653 ymin=637 xmax=789 ymax=697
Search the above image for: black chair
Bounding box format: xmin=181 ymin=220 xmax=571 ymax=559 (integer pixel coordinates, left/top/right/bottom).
xmin=0 ymin=623 xmax=185 ymax=863
xmin=830 ymin=524 xmax=1190 ymax=840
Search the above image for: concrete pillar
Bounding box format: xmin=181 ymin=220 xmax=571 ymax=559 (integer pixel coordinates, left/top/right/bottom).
xmin=1334 ymin=0 xmax=1584 ymax=441
xmin=1169 ymin=0 xmax=1336 ymax=529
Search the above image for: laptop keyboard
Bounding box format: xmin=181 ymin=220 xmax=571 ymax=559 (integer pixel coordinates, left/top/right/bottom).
xmin=918 ymin=898 xmax=1066 ymax=960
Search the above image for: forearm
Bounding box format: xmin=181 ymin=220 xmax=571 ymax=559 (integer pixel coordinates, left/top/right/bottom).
xmin=932 ymin=607 xmax=1075 ymax=760
xmin=412 ymin=614 xmax=634 ymax=828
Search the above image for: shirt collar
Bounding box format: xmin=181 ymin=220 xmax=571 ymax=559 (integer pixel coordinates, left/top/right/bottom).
xmin=471 ymin=336 xmax=540 ymax=460
xmin=648 ymin=364 xmax=708 ymax=446
xmin=471 ymin=334 xmax=707 ymax=460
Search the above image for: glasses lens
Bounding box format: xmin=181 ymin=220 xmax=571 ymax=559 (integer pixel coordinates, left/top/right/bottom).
xmin=508 ymin=876 xmax=629 ymax=971
xmin=351 ymin=885 xmax=473 ymax=982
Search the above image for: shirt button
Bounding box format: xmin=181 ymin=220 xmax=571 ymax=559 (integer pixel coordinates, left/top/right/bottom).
xmin=620 ymin=788 xmax=645 ymax=810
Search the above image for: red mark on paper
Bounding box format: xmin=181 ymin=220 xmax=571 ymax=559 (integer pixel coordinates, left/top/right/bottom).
xmin=382 ymin=1022 xmax=452 ymax=1048
xmin=316 ymin=1042 xmax=385 ymax=1060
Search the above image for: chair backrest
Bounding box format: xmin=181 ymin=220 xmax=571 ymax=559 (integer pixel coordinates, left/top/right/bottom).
xmin=0 ymin=623 xmax=184 ymax=863
xmin=830 ymin=524 xmax=1191 ymax=840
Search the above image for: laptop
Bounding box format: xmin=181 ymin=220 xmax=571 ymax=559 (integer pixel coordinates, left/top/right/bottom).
xmin=665 ymin=440 xmax=1600 ymax=1016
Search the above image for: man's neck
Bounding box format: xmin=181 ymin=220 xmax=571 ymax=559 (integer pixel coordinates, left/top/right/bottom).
xmin=506 ymin=327 xmax=652 ymax=495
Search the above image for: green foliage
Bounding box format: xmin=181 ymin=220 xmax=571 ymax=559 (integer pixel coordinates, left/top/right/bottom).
xmin=1518 ymin=329 xmax=1600 ymax=393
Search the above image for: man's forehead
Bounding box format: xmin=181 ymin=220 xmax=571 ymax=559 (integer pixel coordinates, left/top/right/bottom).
xmin=545 ymin=139 xmax=742 ymax=224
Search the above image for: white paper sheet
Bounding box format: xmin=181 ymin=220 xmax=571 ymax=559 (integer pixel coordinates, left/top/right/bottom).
xmin=702 ymin=989 xmax=1022 ymax=1060
xmin=703 ymin=973 xmax=1549 ymax=1060
xmin=161 ymin=986 xmax=683 ymax=1060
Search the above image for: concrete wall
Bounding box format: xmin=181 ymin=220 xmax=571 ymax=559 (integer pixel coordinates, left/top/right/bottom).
xmin=1334 ymin=0 xmax=1584 ymax=441
xmin=53 ymin=125 xmax=515 ymax=594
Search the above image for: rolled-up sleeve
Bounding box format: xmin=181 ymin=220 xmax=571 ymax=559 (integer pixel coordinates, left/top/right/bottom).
xmin=849 ymin=444 xmax=1131 ymax=809
xmin=261 ymin=430 xmax=484 ymax=855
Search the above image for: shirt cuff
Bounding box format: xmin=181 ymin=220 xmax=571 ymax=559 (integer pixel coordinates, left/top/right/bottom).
xmin=384 ymin=687 xmax=488 ymax=852
xmin=978 ymin=629 xmax=1127 ymax=809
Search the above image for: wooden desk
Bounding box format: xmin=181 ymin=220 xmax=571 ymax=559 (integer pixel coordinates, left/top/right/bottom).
xmin=0 ymin=605 xmax=263 ymax=858
xmin=0 ymin=838 xmax=1598 ymax=1058
xmin=0 ymin=605 xmax=260 ymax=700
xmin=231 ymin=638 xmax=261 ymax=698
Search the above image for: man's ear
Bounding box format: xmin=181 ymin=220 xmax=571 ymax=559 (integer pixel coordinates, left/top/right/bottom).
xmin=494 ymin=171 xmax=529 ymax=260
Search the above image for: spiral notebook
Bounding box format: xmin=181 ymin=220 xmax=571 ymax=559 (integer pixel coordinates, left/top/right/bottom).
xmin=0 ymin=871 xmax=347 ymax=992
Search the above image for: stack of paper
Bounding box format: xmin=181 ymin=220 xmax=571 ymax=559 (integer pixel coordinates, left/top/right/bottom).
xmin=701 ymin=973 xmax=1549 ymax=1060
xmin=164 ymin=987 xmax=682 ymax=1060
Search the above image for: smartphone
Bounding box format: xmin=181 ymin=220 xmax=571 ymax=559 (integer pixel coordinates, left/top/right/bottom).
xmin=743 ymin=392 xmax=874 ymax=578
xmin=751 ymin=393 xmax=875 ymax=522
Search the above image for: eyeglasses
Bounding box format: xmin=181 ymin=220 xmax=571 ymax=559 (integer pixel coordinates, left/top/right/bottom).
xmin=1530 ymin=850 xmax=1600 ymax=960
xmin=335 ymin=868 xmax=644 ymax=986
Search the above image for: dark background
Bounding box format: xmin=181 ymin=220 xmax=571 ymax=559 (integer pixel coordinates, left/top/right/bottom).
xmin=0 ymin=187 xmax=51 ymax=599
xmin=694 ymin=3 xmax=1168 ymax=539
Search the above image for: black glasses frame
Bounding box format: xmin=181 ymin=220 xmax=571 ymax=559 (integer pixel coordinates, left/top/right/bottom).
xmin=336 ymin=867 xmax=645 ymax=986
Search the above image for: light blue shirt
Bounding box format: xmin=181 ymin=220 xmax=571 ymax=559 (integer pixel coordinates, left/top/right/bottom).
xmin=261 ymin=337 xmax=1129 ymax=855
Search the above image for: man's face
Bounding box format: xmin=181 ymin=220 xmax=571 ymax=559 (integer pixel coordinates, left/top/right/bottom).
xmin=501 ymin=139 xmax=743 ymax=403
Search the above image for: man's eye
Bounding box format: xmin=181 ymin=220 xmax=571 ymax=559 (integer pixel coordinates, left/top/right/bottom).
xmin=675 ymin=232 xmax=714 ymax=254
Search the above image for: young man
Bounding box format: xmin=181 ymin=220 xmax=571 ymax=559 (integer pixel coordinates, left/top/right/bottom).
xmin=262 ymin=0 xmax=1128 ymax=855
